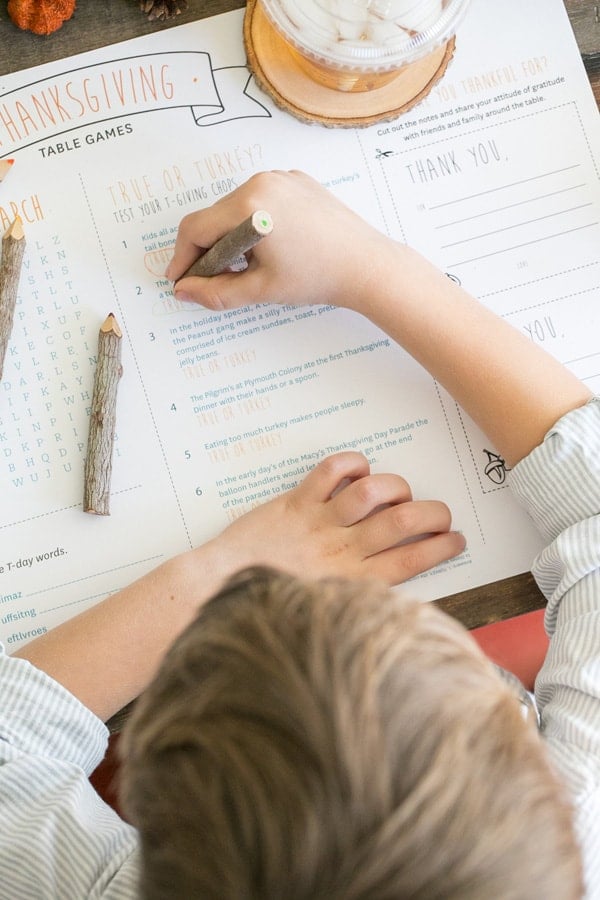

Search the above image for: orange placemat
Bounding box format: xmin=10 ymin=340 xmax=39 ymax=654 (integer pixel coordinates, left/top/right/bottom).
xmin=472 ymin=609 xmax=548 ymax=692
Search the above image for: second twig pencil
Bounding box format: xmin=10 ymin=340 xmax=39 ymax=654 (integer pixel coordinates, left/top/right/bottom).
xmin=0 ymin=215 xmax=26 ymax=381
xmin=84 ymin=313 xmax=123 ymax=516
xmin=181 ymin=209 xmax=273 ymax=278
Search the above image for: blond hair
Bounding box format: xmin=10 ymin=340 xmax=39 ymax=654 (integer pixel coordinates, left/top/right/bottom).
xmin=120 ymin=566 xmax=581 ymax=899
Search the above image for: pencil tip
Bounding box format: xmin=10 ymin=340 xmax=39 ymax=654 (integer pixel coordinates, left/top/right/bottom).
xmin=0 ymin=159 xmax=15 ymax=182
xmin=5 ymin=215 xmax=24 ymax=240
xmin=100 ymin=312 xmax=122 ymax=337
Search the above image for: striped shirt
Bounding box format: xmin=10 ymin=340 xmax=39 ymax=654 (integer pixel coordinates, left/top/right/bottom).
xmin=0 ymin=398 xmax=599 ymax=899
xmin=511 ymin=396 xmax=600 ymax=899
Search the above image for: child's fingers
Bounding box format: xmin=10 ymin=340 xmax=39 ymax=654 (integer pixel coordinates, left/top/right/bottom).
xmin=351 ymin=498 xmax=454 ymax=559
xmin=367 ymin=530 xmax=467 ymax=583
xmin=172 ymin=265 xmax=268 ymax=310
xmin=164 ymin=232 xmax=207 ymax=284
xmin=328 ymin=471 xmax=413 ymax=527
xmin=165 ymin=208 xmax=228 ymax=281
xmin=292 ymin=452 xmax=371 ymax=504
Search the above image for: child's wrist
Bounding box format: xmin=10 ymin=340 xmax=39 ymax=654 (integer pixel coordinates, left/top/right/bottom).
xmin=341 ymin=238 xmax=414 ymax=318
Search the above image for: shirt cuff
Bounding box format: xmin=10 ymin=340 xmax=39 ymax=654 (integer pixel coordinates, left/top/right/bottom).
xmin=0 ymin=645 xmax=108 ymax=775
xmin=509 ymin=397 xmax=600 ymax=544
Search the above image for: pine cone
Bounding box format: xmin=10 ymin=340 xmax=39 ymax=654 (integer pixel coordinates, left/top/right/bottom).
xmin=139 ymin=0 xmax=188 ymax=21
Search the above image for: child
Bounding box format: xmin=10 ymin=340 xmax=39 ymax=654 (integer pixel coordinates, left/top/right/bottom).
xmin=1 ymin=171 xmax=597 ymax=898
xmin=121 ymin=565 xmax=581 ymax=899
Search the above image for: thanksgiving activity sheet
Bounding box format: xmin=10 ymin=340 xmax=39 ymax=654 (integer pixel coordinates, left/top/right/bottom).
xmin=1 ymin=0 xmax=599 ymax=646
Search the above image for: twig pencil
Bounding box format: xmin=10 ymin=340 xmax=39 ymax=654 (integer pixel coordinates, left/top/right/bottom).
xmin=0 ymin=215 xmax=26 ymax=381
xmin=0 ymin=159 xmax=14 ymax=182
xmin=181 ymin=210 xmax=273 ymax=279
xmin=84 ymin=313 xmax=123 ymax=516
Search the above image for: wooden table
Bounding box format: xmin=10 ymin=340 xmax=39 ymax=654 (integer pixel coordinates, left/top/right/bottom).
xmin=0 ymin=0 xmax=598 ymax=631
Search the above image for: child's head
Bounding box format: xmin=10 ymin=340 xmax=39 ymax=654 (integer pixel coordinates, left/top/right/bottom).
xmin=120 ymin=567 xmax=581 ymax=899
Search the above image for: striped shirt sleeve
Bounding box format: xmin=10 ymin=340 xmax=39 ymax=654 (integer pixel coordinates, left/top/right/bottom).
xmin=0 ymin=647 xmax=140 ymax=899
xmin=510 ymin=396 xmax=600 ymax=900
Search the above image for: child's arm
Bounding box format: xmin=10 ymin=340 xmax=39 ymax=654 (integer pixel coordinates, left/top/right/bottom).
xmin=168 ymin=171 xmax=600 ymax=894
xmin=168 ymin=171 xmax=592 ymax=467
xmin=14 ymin=451 xmax=464 ymax=721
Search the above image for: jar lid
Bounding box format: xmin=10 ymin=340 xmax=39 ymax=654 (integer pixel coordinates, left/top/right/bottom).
xmin=260 ymin=0 xmax=471 ymax=72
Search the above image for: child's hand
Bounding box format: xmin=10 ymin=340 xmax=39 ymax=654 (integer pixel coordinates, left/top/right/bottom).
xmin=165 ymin=170 xmax=401 ymax=313
xmin=199 ymin=451 xmax=465 ymax=587
xmin=15 ymin=450 xmax=464 ymax=718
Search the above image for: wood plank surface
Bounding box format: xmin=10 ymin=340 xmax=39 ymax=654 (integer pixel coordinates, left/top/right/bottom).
xmin=0 ymin=0 xmax=245 ymax=74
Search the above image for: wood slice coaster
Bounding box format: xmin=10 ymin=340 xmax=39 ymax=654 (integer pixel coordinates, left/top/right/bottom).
xmin=243 ymin=0 xmax=456 ymax=128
